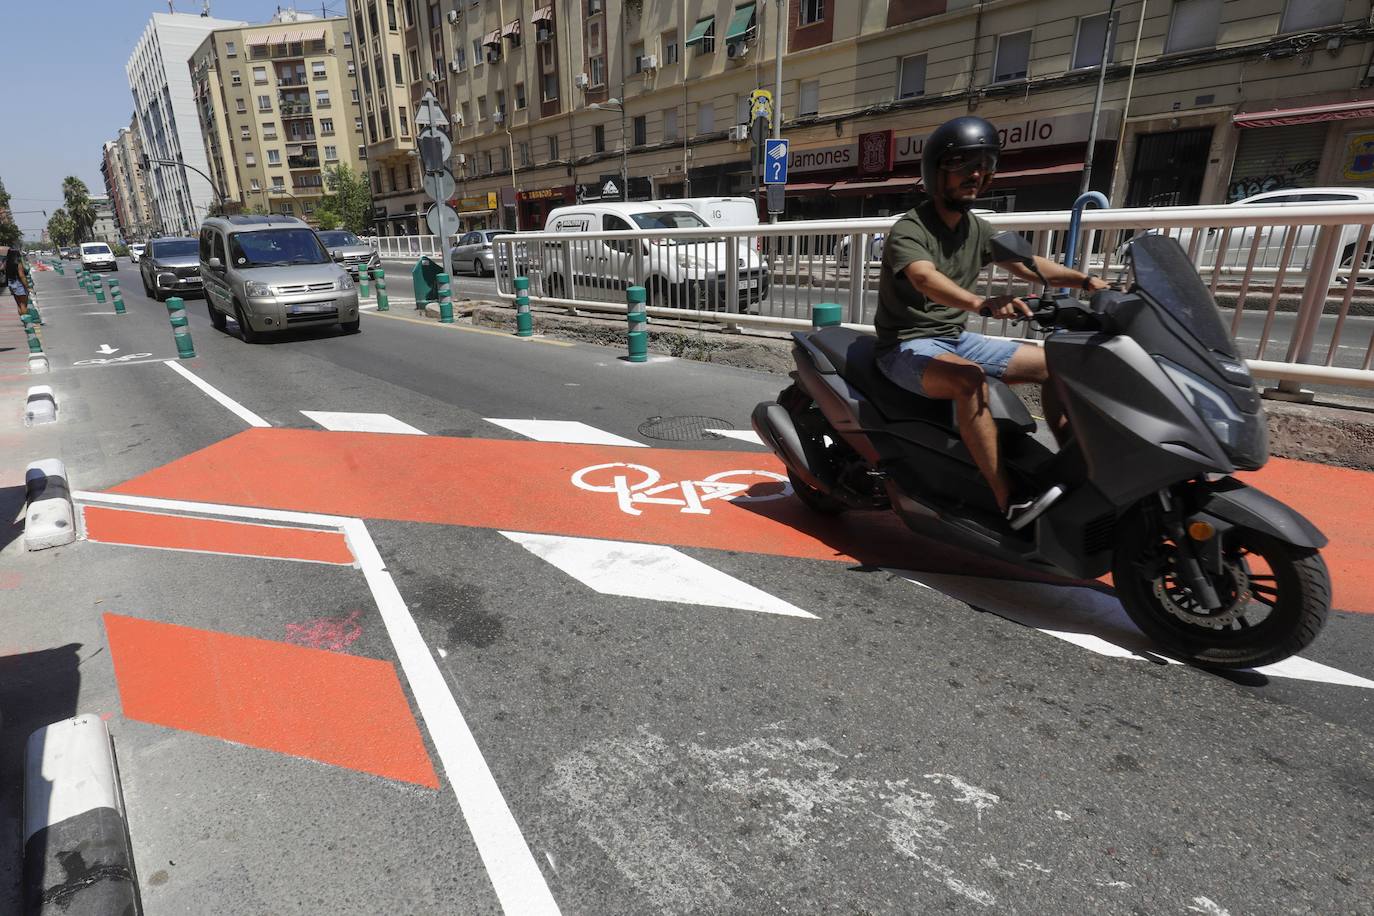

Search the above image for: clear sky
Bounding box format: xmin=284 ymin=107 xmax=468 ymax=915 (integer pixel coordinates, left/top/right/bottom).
xmin=0 ymin=0 xmax=347 ymax=240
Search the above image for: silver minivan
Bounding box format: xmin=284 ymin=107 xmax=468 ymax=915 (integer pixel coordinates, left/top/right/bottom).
xmin=199 ymin=216 xmax=360 ymax=342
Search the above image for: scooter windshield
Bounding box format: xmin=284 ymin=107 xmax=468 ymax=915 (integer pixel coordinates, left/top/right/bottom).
xmin=1128 ymin=234 xmax=1237 ymax=357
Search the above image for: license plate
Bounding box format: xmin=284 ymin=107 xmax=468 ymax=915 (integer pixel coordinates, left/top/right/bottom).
xmin=288 ymin=302 xmax=334 ymax=314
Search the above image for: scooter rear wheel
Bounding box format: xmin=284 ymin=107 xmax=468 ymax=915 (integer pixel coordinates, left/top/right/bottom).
xmin=1112 ymin=514 xmax=1330 ymax=668
xmin=778 ymin=384 xmax=847 ymax=515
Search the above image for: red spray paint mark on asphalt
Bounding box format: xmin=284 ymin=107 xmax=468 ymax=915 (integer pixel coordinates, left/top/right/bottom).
xmin=106 ymin=427 xmax=1374 ymax=613
xmin=104 ymin=612 xmax=439 ymax=788
xmin=286 ymin=610 xmax=364 ymax=651
xmin=0 ymin=572 xmax=22 ymax=590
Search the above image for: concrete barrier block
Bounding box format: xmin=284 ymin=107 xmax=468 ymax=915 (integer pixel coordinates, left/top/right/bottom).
xmin=24 ymin=459 xmax=76 ymax=551
xmin=25 ymin=386 xmax=57 ymax=427
xmin=24 ymin=715 xmax=141 ymax=916
xmin=28 ymin=355 xmax=49 ymax=374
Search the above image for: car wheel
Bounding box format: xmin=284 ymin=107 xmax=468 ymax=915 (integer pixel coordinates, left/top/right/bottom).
xmin=340 ymin=318 xmax=361 ymax=334
xmin=474 ymin=259 xmax=485 ymax=277
xmin=208 ymin=299 xmax=227 ymax=331
xmin=233 ymin=299 xmax=261 ymax=343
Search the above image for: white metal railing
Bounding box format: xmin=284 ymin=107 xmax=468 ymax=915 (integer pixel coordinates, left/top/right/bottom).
xmin=480 ymin=202 xmax=1374 ymax=392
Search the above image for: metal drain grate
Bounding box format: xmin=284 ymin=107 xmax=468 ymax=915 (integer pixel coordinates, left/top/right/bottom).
xmin=637 ymin=415 xmax=733 ymax=441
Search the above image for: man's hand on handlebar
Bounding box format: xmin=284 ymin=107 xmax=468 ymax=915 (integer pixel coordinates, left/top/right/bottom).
xmin=977 ymin=295 xmax=1034 ymax=320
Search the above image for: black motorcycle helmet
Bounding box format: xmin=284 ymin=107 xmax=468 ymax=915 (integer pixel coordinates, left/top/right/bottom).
xmin=921 ymin=116 xmax=1001 ymax=209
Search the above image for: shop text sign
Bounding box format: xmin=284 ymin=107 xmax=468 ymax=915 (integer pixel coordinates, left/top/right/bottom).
xmin=789 ymin=110 xmax=1121 ymax=174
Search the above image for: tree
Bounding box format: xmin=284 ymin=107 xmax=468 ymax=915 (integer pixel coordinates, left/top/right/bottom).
xmin=317 ymin=164 xmax=372 ymax=235
xmin=62 ymin=176 xmax=96 ymax=243
xmin=0 ymin=176 xmax=20 ymax=246
xmin=47 ymin=209 xmax=75 ymax=247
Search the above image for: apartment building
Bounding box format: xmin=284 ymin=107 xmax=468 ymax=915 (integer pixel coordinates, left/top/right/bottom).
xmin=416 ymin=0 xmax=1374 ymax=233
xmin=127 ymin=12 xmax=249 ymax=235
xmin=117 ymin=119 xmax=158 ymax=239
xmin=190 ymin=14 xmax=369 ymax=223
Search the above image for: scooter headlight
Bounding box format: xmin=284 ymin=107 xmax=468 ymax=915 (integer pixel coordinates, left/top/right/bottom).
xmin=1158 ymin=358 xmax=1267 ymax=467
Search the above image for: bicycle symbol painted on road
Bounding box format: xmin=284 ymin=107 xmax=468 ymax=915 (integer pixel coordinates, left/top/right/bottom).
xmin=72 ymin=353 xmax=154 ymax=366
xmin=571 ymin=462 xmax=792 ymax=516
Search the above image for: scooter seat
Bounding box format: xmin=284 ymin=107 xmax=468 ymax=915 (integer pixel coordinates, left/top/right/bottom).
xmin=805 ymin=326 xmax=1036 ymax=434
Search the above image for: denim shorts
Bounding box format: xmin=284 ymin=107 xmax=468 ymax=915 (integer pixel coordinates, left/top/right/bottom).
xmin=7 ymin=279 xmax=27 ymax=297
xmin=876 ymin=331 xmax=1022 ymax=397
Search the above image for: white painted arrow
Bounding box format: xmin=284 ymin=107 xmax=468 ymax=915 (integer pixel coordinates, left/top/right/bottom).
xmin=96 ymin=344 xmax=119 ymax=355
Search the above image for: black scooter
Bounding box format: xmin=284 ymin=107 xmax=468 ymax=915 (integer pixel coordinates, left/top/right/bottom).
xmin=752 ymin=232 xmax=1329 ymax=668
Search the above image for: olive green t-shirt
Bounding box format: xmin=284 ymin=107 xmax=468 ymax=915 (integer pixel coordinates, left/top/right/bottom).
xmin=876 ymin=201 xmax=995 ymax=346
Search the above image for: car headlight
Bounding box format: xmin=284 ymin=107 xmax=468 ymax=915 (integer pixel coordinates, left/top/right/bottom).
xmin=368 ymin=252 xmax=380 ymax=266
xmin=1157 ymin=358 xmax=1251 ymax=451
xmin=244 ymin=280 xmax=273 ymax=298
xmin=676 ymin=253 xmax=704 ymax=268
xmin=156 ymin=272 xmax=177 ymax=287
xmin=337 ymin=273 xmax=355 ymax=290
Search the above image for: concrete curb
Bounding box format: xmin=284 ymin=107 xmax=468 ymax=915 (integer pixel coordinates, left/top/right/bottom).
xmin=23 ymin=715 xmax=141 ymax=916
xmin=24 ymin=459 xmax=77 ymax=551
xmin=25 ymin=386 xmax=57 ymax=427
xmin=28 ymin=354 xmax=49 ymax=374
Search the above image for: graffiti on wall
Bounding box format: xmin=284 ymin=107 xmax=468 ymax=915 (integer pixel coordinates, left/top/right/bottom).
xmin=1227 ymin=158 xmax=1319 ymax=202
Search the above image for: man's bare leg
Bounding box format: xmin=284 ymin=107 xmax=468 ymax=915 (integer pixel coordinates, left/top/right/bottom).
xmin=1003 ymin=344 xmax=1067 ymax=445
xmin=919 ymin=355 xmax=1012 ymax=511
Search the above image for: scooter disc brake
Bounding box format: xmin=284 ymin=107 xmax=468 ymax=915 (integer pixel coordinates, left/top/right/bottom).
xmin=1151 ymin=555 xmax=1252 ymax=630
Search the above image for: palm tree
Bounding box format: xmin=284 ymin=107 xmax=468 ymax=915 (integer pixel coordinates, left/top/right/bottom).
xmin=47 ymin=208 xmax=75 ymax=247
xmin=62 ymin=177 xmax=96 ymax=243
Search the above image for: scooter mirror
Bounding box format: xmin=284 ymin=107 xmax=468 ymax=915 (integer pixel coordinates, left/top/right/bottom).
xmin=989 ymin=231 xmax=1035 ymax=267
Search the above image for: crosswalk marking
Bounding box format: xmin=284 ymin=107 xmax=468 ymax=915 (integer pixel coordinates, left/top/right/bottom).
xmin=485 ymin=418 xmax=644 ymax=447
xmin=895 ymin=571 xmax=1374 ymax=689
xmin=500 ymin=531 xmax=816 ymax=619
xmin=301 ymin=410 xmax=427 ymax=435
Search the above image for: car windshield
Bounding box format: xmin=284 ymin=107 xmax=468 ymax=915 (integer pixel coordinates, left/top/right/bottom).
xmin=1128 ymin=234 xmax=1236 ymax=356
xmin=153 ymin=239 xmax=198 ymax=258
xmin=483 ymin=231 xmax=513 ymax=241
xmin=228 ymin=228 xmax=329 ymax=267
xmin=631 ymin=211 xmax=708 ymax=230
xmin=317 ymin=231 xmax=362 ymax=246
xmin=84 ymin=244 xmax=112 ymax=255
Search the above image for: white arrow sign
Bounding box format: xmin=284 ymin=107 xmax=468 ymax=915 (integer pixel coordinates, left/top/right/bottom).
xmin=97 ymin=344 xmax=119 ymax=355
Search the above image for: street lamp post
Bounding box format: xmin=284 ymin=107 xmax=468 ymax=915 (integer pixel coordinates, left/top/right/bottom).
xmin=144 ymin=155 xmax=227 ymax=227
xmin=588 ymin=98 xmax=629 ymax=202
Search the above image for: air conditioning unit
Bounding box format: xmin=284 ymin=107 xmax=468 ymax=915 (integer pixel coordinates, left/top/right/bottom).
xmin=493 ymin=109 xmax=505 ymax=124
xmin=536 ymin=25 xmax=552 ymax=43
xmin=588 ymin=0 xmax=603 ymax=12
xmin=726 ymin=40 xmax=749 ymax=61
xmin=453 ymin=153 xmax=466 ymax=165
xmin=446 ymin=9 xmax=460 ymax=24
xmin=574 ymin=72 xmax=589 ymax=89
xmin=641 ymin=54 xmax=658 ymax=71
xmin=486 ymin=47 xmax=501 ymax=63
xmin=728 ymin=124 xmax=749 ymax=142
xmin=426 ymin=70 xmax=440 ymax=82
xmin=449 ymin=60 xmax=462 ymax=72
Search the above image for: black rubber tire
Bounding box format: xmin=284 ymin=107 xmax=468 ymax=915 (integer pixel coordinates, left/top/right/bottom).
xmin=474 ymin=259 xmax=485 ymax=277
xmin=645 ymin=278 xmax=672 ymax=309
xmin=777 ymin=384 xmax=847 ymax=515
xmin=1112 ymin=513 xmax=1330 ymax=669
xmin=234 ymin=300 xmax=261 ymax=343
xmin=142 ymin=275 xmax=153 ymax=297
xmin=340 ymin=318 xmax=361 ymax=334
xmin=1337 ymin=242 xmax=1374 ymax=286
xmin=208 ymin=300 xmax=227 ymax=331
xmin=545 ymin=274 xmax=566 ymax=299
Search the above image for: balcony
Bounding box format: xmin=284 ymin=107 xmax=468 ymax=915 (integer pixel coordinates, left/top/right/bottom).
xmin=288 ymin=155 xmax=322 ymax=170
xmin=278 ymin=75 xmax=307 ymax=87
xmin=280 ymin=101 xmax=313 ymax=118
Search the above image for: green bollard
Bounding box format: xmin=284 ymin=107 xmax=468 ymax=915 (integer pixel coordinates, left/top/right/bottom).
xmin=359 ymin=267 xmax=371 ymax=299
xmin=166 ymin=297 xmax=195 ymax=358
xmin=56 ymin=262 xmax=64 ymax=276
xmin=437 ymin=272 xmax=453 ymax=324
xmin=110 ymin=279 xmax=126 ymax=315
xmin=514 ymin=276 xmax=533 ymax=337
xmin=375 ymin=268 xmax=389 ymax=311
xmin=812 ymin=302 xmax=843 ymax=329
xmin=626 ymin=285 xmax=648 ymax=363
xmin=27 ymin=302 xmax=42 ymax=326
xmin=95 ymin=277 xmax=107 ymax=304
xmin=77 ymin=270 xmax=87 ymax=291
xmin=22 ymin=315 xmax=42 ymax=354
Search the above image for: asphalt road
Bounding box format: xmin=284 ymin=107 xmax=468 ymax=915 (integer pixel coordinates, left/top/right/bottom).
xmin=2 ymin=260 xmax=1372 ymax=915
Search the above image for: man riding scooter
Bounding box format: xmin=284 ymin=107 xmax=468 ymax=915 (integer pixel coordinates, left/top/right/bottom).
xmin=876 ymin=116 xmax=1109 ymax=529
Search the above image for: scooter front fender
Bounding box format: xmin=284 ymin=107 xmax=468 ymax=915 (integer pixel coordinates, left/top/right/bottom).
xmin=1192 ymin=478 xmax=1327 ymax=550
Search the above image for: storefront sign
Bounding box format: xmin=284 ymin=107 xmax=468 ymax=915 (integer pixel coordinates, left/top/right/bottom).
xmin=451 ymin=192 xmax=499 ymax=213
xmin=789 ymin=110 xmax=1122 ymax=174
xmin=1342 ymin=132 xmax=1374 ymax=181
xmin=518 ymin=185 xmax=575 ymax=202
xmin=858 ymin=130 xmax=895 ymax=176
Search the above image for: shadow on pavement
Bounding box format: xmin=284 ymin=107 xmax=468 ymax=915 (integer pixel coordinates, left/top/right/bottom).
xmin=0 ymin=484 xmax=25 ymax=555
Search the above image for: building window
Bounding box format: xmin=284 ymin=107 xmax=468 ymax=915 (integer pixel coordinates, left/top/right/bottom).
xmin=515 ymin=83 xmax=526 ymax=109
xmin=393 ymin=53 xmax=404 ymax=84
xmin=519 ymin=142 xmax=530 ymax=166
xmin=399 ymin=105 xmax=409 ymax=136
xmin=1281 ymin=0 xmax=1343 ymax=31
xmin=354 ymin=117 xmax=363 ymax=131
xmin=358 ymin=145 xmax=367 ymax=160
xmin=372 ymin=170 xmax=382 ymax=192
xmin=382 ymin=108 xmax=392 ymax=138
xmin=253 ymin=66 xmax=267 ymax=84
xmin=460 ymin=101 xmax=471 ymax=127
xmin=593 ymin=124 xmax=605 ymax=152
xmin=498 ymin=146 xmax=507 ymax=171
xmin=478 ymin=95 xmax=488 ymax=120
xmin=250 ymin=178 xmax=260 ymax=190
xmin=273 ymin=176 xmax=284 ymax=189
xmin=633 ymin=115 xmax=647 ymax=146
xmin=688 ymin=18 xmax=715 ymax=54
xmin=483 ymin=151 xmax=493 ymax=173
xmin=236 ymin=98 xmax=247 ymax=113
xmin=386 ymin=0 xmax=398 ymax=30
xmin=226 ymin=40 xmax=237 ymax=57
xmin=590 ymin=55 xmax=606 ymax=87
xmin=737 ymin=94 xmax=751 ymax=126
xmin=241 ymin=126 xmax=251 ymax=141
xmin=343 ymin=31 xmax=351 ymax=47
xmin=1165 ymin=0 xmax=1221 ymax=54
xmin=632 ymin=41 xmax=646 ymax=73
xmin=267 ymin=149 xmax=281 ymax=165
xmin=352 ymin=88 xmax=360 ymax=103
xmin=324 ymin=145 xmax=338 ymax=160
xmin=697 ymin=102 xmax=714 ymax=134
xmin=245 ymin=152 xmax=257 ymax=166
xmin=894 ymin=54 xmax=927 ymax=100
xmin=993 ymin=30 xmax=1031 ymax=82
xmin=388 ymin=167 xmax=398 ymax=191
xmin=473 ymin=39 xmax=483 ymax=66
xmin=664 ymin=107 xmax=678 ymax=141
xmin=313 ymin=61 xmax=327 ymax=80
xmin=230 ymin=70 xmax=241 ymax=86
xmin=1073 ymin=12 xmax=1119 ymax=69
xmin=549 ymin=134 xmax=559 ymax=159
xmin=316 ymin=89 xmax=331 ymax=108
xmin=542 ymin=72 xmax=558 ymax=101
xmin=319 ymin=117 xmax=333 ymax=134
xmin=799 ymin=0 xmax=825 ymax=26
xmin=263 ymin=122 xmax=278 ymax=138
xmin=664 ymin=29 xmax=679 ymax=65
xmin=799 ymin=79 xmax=820 ymax=116
xmin=455 ymin=47 xmax=466 ymax=71
xmin=258 ymin=94 xmax=272 ymax=111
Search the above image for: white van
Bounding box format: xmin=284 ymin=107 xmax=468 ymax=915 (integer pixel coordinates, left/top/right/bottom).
xmin=542 ymin=200 xmax=769 ymax=310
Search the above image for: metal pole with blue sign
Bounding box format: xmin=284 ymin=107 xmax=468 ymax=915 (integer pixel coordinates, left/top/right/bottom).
xmin=764 ymin=138 xmax=789 ymax=216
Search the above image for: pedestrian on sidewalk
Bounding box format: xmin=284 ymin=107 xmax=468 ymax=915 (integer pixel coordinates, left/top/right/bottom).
xmin=3 ymin=246 xmax=34 ymax=319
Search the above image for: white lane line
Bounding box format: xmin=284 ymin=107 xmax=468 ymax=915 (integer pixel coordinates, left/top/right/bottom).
xmin=893 ymin=571 xmax=1374 ymax=688
xmin=73 ymin=490 xmax=349 ymax=529
xmin=163 ymin=360 xmax=270 ymax=427
xmin=501 ymin=531 xmax=817 ymax=618
xmin=486 ymin=417 xmax=645 ymax=447
xmin=705 ymin=428 xmax=765 ymax=446
xmin=301 ymin=410 xmax=426 ymax=435
xmin=345 ymin=520 xmax=560 ymax=915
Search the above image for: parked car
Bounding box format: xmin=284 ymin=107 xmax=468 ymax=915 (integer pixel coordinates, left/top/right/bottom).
xmin=129 ymin=243 xmax=146 ymax=264
xmin=316 ymin=230 xmax=379 ymax=279
xmin=199 ymin=215 xmax=359 ymax=342
xmin=79 ymin=242 xmax=118 ymax=272
xmin=60 ymin=246 xmax=78 ymax=260
xmin=140 ymin=236 xmax=203 ymax=301
xmin=541 ymin=201 xmax=770 ymax=311
xmin=449 ymin=229 xmax=513 ymax=277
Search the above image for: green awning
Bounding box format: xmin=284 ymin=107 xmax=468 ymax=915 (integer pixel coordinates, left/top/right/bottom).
xmin=685 ymin=16 xmax=715 ymax=47
xmin=725 ymin=4 xmax=756 ymax=42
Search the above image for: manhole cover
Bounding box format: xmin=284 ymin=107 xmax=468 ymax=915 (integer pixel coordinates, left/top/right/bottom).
xmin=637 ymin=415 xmax=733 ymax=441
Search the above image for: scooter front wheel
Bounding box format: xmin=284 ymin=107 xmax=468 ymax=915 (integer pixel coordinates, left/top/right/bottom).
xmin=1112 ymin=514 xmax=1330 ymax=668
